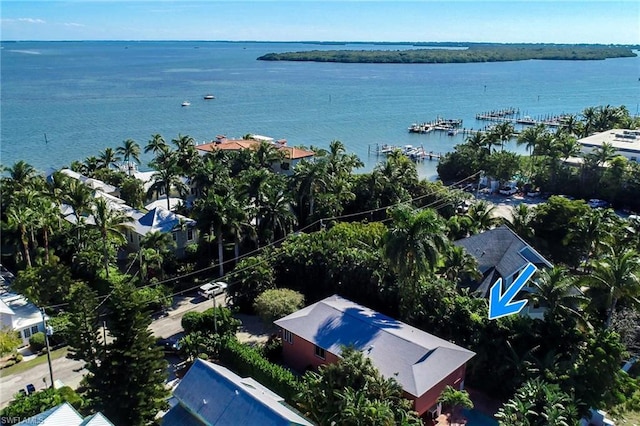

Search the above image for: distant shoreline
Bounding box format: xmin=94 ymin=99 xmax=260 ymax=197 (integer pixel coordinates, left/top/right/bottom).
xmin=257 ymin=43 xmax=638 ymax=64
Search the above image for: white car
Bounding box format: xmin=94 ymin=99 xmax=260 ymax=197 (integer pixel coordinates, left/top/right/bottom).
xmin=199 ymin=282 xmax=228 ymax=298
xmin=499 ymin=186 xmax=517 ymax=196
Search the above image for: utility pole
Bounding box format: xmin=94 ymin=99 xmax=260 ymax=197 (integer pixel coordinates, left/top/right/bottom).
xmin=40 ymin=308 xmax=54 ymax=389
xmin=212 ymin=292 xmax=218 ymax=335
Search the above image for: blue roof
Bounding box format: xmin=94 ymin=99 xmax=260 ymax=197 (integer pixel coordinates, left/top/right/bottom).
xmin=163 ymin=359 xmax=313 ymax=426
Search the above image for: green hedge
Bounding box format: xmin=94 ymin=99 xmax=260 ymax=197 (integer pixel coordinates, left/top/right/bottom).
xmin=218 ymin=338 xmax=301 ymax=402
xmin=29 ymin=332 xmax=46 ymax=353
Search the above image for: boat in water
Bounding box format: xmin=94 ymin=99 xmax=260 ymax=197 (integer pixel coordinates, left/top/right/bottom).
xmin=203 ymin=94 xmax=215 ymax=100
xmin=181 ymin=101 xmax=191 ymax=107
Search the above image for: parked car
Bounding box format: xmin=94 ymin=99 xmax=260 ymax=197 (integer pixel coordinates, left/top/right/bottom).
xmin=156 ymin=337 xmax=181 ymax=354
xmin=588 ymin=199 xmax=610 ymax=209
xmin=25 ymin=384 xmax=36 ymax=395
xmin=199 ymin=282 xmax=228 ymax=299
xmin=499 ymin=185 xmax=518 ymax=196
xmin=456 ymin=200 xmax=472 ymax=214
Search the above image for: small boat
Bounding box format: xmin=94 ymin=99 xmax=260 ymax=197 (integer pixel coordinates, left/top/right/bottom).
xmin=203 ymin=94 xmax=215 ymax=100
xmin=181 ymin=101 xmax=191 ymax=107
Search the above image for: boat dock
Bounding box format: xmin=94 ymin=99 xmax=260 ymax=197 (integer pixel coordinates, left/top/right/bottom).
xmin=475 ymin=109 xmax=572 ymax=127
xmin=408 ymin=117 xmax=463 ymax=134
xmin=370 ymin=143 xmax=441 ymax=162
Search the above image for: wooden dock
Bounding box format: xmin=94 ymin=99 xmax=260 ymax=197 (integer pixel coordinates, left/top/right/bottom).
xmin=408 ymin=117 xmax=463 ymax=134
xmin=369 ymin=143 xmax=441 ymax=161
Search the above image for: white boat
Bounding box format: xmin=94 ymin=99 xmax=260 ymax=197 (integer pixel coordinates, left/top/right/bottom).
xmin=181 ymin=101 xmax=191 ymax=107
xmin=203 ymin=94 xmax=215 ymax=100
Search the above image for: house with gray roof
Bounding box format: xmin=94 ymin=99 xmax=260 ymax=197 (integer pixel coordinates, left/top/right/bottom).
xmin=453 ymin=225 xmax=553 ymax=318
xmin=16 ymin=402 xmax=113 ymax=426
xmin=274 ymin=295 xmax=475 ymax=417
xmin=162 ymin=359 xmax=313 ymax=426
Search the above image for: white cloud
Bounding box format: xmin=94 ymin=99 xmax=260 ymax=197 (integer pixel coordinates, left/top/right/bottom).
xmin=63 ymin=22 xmax=86 ymax=27
xmin=18 ymin=18 xmax=46 ymax=24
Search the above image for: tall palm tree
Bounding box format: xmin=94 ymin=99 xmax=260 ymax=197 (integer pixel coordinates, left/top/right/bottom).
xmin=145 ymin=133 xmax=169 ymax=155
xmin=171 ymin=134 xmax=199 ymax=175
xmin=97 ymin=147 xmax=121 ymax=170
xmin=193 ymin=192 xmax=229 ymax=276
xmin=2 ymin=160 xmax=37 ymax=193
xmin=581 ymin=106 xmax=598 ymax=137
xmin=517 ymin=124 xmax=546 ymax=176
xmin=252 ymin=140 xmax=284 ymax=169
xmin=584 ymin=248 xmax=640 ymax=327
xmin=147 ymin=155 xmax=187 ymax=211
xmin=290 ymin=158 xmax=327 ymax=225
xmin=526 ymin=267 xmax=589 ymax=326
xmin=62 ymin=179 xmax=94 ymax=244
xmin=116 ymin=139 xmax=141 ymax=175
xmin=564 ymin=208 xmax=618 ymax=267
xmin=258 ymin=186 xmax=297 ymax=245
xmin=491 ymin=121 xmax=515 ymax=151
xmin=5 ymin=203 xmax=34 ymax=268
xmin=385 ymin=205 xmax=448 ymax=278
xmin=92 ymin=197 xmax=133 ymax=278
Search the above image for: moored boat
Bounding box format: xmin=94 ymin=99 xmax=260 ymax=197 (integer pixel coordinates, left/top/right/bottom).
xmin=203 ymin=94 xmax=215 ymax=100
xmin=181 ymin=101 xmax=191 ymax=107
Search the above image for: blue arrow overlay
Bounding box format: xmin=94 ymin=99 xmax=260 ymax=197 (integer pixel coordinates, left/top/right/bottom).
xmin=488 ymin=262 xmax=538 ymax=320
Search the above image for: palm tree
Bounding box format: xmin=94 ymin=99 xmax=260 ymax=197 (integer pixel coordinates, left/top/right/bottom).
xmin=385 ymin=205 xmax=448 ymax=279
xmin=564 ymin=208 xmax=618 ymax=267
xmin=62 ymin=179 xmax=94 ymax=244
xmin=252 ymin=140 xmax=284 ymax=169
xmin=290 ymin=158 xmax=327 ymax=225
xmin=145 ymin=133 xmax=169 ymax=155
xmin=584 ymin=248 xmax=640 ymax=327
xmin=440 ymin=245 xmax=481 ymax=284
xmin=517 ymin=124 xmax=546 ymax=176
xmin=92 ymin=197 xmax=133 ymax=278
xmin=5 ymin=203 xmax=34 ymax=268
xmin=116 ymin=139 xmax=141 ymax=175
xmin=437 ymin=385 xmax=474 ymax=417
xmin=491 ymin=121 xmax=515 ymax=151
xmin=97 ymin=147 xmax=121 ymax=170
xmin=526 ymin=267 xmax=589 ymax=326
xmin=193 ymin=192 xmax=229 ymax=276
xmin=2 ymin=160 xmax=37 ymax=194
xmin=258 ymin=186 xmax=297 ymax=245
xmin=465 ymin=200 xmax=501 ymax=233
xmin=171 ymin=134 xmax=199 ymax=174
xmin=147 ymin=155 xmax=187 ymax=211
xmin=508 ymin=203 xmax=535 ymax=241
xmin=581 ymin=106 xmax=598 ymax=137
xmin=139 ymin=231 xmax=176 ymax=281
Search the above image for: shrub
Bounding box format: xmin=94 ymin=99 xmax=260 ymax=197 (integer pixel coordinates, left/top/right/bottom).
xmin=47 ymin=313 xmax=72 ymax=346
xmin=253 ymin=289 xmax=304 ymax=326
xmin=29 ymin=332 xmax=46 ymax=353
xmin=181 ymin=307 xmax=240 ymax=338
xmin=218 ymin=337 xmax=301 ymax=402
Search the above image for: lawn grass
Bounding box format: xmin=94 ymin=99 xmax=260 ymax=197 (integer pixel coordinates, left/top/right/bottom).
xmin=618 ymin=411 xmax=640 ymax=425
xmin=0 ymin=347 xmax=68 ymax=378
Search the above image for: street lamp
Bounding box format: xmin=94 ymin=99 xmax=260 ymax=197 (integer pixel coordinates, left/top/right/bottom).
xmin=40 ymin=308 xmax=54 ymax=389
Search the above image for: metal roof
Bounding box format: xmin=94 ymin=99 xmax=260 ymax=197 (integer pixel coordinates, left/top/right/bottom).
xmin=274 ymin=295 xmax=475 ymax=398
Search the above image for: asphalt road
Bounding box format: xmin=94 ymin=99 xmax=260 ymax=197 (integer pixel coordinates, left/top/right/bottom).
xmin=0 ymin=293 xmax=221 ymax=409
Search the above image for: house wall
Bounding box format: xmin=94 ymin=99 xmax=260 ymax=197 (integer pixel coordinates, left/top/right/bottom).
xmin=280 ymin=330 xmax=340 ymax=373
xmin=412 ymin=364 xmax=467 ymax=416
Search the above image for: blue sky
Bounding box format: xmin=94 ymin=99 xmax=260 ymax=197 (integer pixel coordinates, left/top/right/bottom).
xmin=1 ymin=1 xmax=639 ymax=44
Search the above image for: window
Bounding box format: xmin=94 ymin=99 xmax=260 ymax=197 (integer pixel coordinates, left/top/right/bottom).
xmin=31 ymin=325 xmax=39 ymax=335
xmin=172 ymin=233 xmax=177 ymax=241
xmin=23 ymin=328 xmax=31 ymax=339
xmin=283 ymin=330 xmax=293 ymax=344
xmin=314 ymin=345 xmax=325 ymax=360
xmin=187 ymin=229 xmax=193 ymax=241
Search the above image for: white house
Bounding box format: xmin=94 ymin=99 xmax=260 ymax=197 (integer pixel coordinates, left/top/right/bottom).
xmin=578 ymin=129 xmax=640 ymax=162
xmin=0 ymin=266 xmax=46 ymax=347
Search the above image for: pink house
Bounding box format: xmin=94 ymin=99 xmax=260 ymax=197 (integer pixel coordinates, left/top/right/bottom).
xmin=274 ymin=295 xmax=475 ymax=417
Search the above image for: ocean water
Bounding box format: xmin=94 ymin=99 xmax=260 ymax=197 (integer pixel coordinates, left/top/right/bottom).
xmin=1 ymin=41 xmax=639 ymax=179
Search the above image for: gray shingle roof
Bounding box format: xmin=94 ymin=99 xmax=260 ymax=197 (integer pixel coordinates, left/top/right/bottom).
xmin=274 ymin=295 xmax=475 ymax=398
xmin=164 ymin=359 xmax=313 ymax=426
xmin=454 ymin=225 xmax=552 ymax=296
